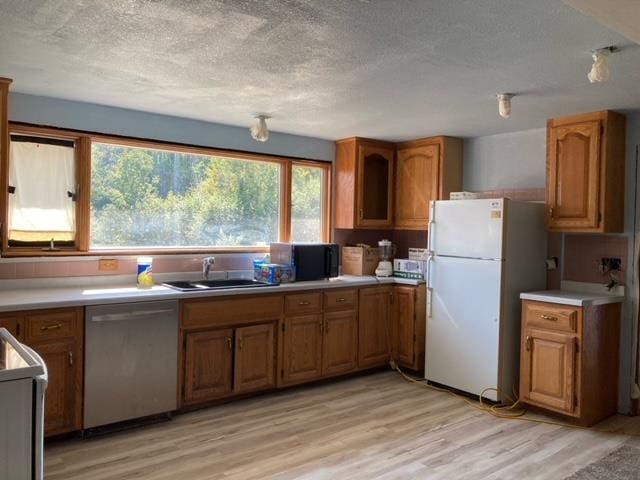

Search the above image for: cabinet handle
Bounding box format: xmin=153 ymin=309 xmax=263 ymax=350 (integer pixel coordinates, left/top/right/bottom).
xmin=226 ymin=337 xmax=232 ymax=350
xmin=319 ymin=320 xmax=324 ymax=333
xmin=336 ymin=298 xmax=346 ymax=303
xmin=359 ymin=209 xmax=364 ymax=220
xmin=41 ymin=323 xmax=62 ymax=331
xmin=298 ymin=301 xmax=311 ymax=306
xmin=525 ymin=335 xmax=532 ymax=351
xmin=68 ymin=351 xmax=73 ymax=366
xmin=325 ymin=319 xmax=329 ymax=334
xmin=540 ymin=314 xmax=558 ymax=321
xmin=238 ymin=338 xmax=244 ymax=350
xmin=548 ymin=207 xmax=554 ymax=218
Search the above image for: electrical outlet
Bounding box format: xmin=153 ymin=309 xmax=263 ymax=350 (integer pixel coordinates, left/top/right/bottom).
xmin=98 ymin=259 xmax=118 ymax=271
xmin=600 ymin=257 xmax=622 ymax=273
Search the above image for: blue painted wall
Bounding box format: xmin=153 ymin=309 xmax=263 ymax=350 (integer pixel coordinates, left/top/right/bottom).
xmin=463 ymin=128 xmax=546 ymax=191
xmin=8 ymin=93 xmax=335 ymax=162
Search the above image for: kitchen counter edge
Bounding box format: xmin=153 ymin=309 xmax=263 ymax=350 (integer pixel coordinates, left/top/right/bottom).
xmin=519 ymin=290 xmax=624 ymax=307
xmin=0 ymin=276 xmax=424 ymax=313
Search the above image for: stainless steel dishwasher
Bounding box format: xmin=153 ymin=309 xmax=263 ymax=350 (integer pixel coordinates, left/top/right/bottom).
xmin=84 ymin=300 xmax=179 ymax=429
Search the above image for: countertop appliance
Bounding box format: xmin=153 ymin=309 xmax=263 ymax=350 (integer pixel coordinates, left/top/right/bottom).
xmin=375 ymin=239 xmax=396 ymax=277
xmin=84 ymin=301 xmax=178 ymax=429
xmin=425 ymin=199 xmax=546 ymax=401
xmin=270 ymin=243 xmax=339 ymax=281
xmin=0 ymin=328 xmax=47 ymax=480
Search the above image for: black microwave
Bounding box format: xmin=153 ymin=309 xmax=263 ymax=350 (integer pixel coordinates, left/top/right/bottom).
xmin=270 ymin=243 xmax=340 ymax=281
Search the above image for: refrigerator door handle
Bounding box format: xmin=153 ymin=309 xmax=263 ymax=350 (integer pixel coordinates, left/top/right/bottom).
xmin=426 ymin=254 xmax=434 ymax=318
xmin=427 ymin=201 xmax=436 ymax=251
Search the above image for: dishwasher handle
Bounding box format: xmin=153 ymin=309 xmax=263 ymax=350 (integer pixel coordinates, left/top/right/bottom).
xmin=90 ymin=308 xmax=175 ymax=322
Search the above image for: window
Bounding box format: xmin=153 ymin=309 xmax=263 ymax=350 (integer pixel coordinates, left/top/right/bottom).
xmin=0 ymin=124 xmax=331 ymax=255
xmin=91 ymin=142 xmax=281 ymax=249
xmin=290 ymin=164 xmax=327 ymax=243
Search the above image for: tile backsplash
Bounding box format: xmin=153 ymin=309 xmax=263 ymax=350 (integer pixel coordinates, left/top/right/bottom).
xmin=0 ymin=254 xmax=256 ymax=280
xmin=564 ymin=234 xmax=628 ymax=286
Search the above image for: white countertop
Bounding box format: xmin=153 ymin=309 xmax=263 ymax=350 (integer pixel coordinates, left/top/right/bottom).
xmin=0 ymin=275 xmax=424 ymax=313
xmin=519 ymin=289 xmax=624 ymax=307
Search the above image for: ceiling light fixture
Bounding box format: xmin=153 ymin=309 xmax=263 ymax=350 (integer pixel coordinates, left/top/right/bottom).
xmin=250 ymin=115 xmax=270 ymax=142
xmin=496 ymin=93 xmax=514 ymax=119
xmin=588 ymin=46 xmax=618 ymax=83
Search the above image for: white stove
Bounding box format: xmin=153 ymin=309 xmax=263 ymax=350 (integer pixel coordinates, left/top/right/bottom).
xmin=0 ymin=328 xmax=47 ymax=480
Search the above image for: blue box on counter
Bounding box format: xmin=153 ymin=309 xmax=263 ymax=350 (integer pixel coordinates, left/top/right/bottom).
xmin=253 ymin=263 xmax=295 ymax=284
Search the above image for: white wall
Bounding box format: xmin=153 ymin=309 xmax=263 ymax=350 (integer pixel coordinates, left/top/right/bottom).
xmin=8 ymin=93 xmax=336 ymax=162
xmin=463 ymin=128 xmax=546 ymax=191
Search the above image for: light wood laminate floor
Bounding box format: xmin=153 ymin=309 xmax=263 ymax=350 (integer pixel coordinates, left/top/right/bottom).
xmin=45 ymin=371 xmax=640 ymax=480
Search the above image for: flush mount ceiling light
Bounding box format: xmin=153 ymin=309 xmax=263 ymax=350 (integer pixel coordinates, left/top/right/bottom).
xmin=250 ymin=115 xmax=270 ymax=142
xmin=588 ymin=46 xmax=618 ymax=83
xmin=496 ymin=93 xmax=514 ymax=119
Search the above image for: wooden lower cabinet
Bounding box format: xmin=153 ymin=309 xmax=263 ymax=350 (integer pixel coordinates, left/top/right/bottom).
xmin=322 ymin=310 xmax=358 ymax=376
xmin=0 ymin=314 xmax=21 ymax=339
xmin=183 ymin=329 xmax=233 ymax=405
xmin=234 ymin=324 xmax=276 ymax=393
xmin=391 ymin=284 xmax=426 ymax=371
xmin=31 ymin=339 xmax=82 ymax=436
xmin=282 ymin=314 xmax=323 ymax=385
xmin=520 ymin=328 xmax=577 ymax=413
xmin=519 ymin=300 xmax=620 ymax=426
xmin=5 ymin=307 xmax=85 ymax=437
xmin=358 ymin=286 xmax=392 ymax=368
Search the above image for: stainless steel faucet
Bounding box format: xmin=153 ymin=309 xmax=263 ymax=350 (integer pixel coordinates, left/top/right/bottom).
xmin=203 ymin=256 xmax=215 ymax=280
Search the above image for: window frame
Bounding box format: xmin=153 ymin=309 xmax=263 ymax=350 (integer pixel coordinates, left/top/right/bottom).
xmin=2 ymin=123 xmax=331 ymax=257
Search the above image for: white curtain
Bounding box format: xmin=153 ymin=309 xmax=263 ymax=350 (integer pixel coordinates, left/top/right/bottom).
xmin=8 ymin=141 xmax=76 ymax=242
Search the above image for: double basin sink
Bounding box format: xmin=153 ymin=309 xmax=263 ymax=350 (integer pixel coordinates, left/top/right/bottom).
xmin=162 ymin=279 xmax=275 ymax=292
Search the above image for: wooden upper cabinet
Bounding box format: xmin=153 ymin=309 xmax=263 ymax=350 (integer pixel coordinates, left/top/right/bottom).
xmin=335 ymin=137 xmax=395 ymax=229
xmin=546 ymin=111 xmax=625 ymax=232
xmin=183 ymin=329 xmax=233 ymax=405
xmin=394 ymin=137 xmax=463 ymax=229
xmin=234 ymin=323 xmax=276 ymax=394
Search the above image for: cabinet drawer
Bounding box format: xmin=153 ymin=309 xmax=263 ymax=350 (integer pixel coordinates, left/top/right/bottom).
xmin=523 ymin=301 xmax=579 ymax=333
xmin=323 ymin=289 xmax=357 ymax=311
xmin=24 ymin=309 xmax=79 ymax=343
xmin=183 ymin=295 xmax=283 ymax=329
xmin=285 ymin=293 xmax=322 ymax=315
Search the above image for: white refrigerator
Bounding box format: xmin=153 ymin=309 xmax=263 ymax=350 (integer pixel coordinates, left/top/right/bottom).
xmin=425 ymin=198 xmax=546 ymax=402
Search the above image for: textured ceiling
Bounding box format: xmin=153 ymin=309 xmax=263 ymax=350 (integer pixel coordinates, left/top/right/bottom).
xmin=0 ymin=0 xmax=639 ymax=141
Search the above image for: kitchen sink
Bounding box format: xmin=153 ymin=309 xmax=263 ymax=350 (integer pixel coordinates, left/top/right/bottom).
xmin=162 ymin=279 xmax=275 ymax=291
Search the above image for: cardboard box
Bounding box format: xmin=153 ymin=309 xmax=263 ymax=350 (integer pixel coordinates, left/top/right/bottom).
xmin=408 ymin=248 xmax=430 ymax=261
xmin=393 ymin=258 xmax=427 ymax=280
xmin=342 ymin=246 xmax=380 ymax=276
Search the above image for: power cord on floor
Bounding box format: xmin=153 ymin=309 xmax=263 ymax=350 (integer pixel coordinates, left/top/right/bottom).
xmin=388 ymin=358 xmax=640 ymax=437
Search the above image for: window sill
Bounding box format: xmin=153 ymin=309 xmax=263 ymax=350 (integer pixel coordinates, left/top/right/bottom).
xmin=1 ymin=246 xmax=269 ymax=258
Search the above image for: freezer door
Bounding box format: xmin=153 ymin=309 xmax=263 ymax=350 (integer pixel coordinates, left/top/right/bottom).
xmin=430 ymin=199 xmax=504 ymax=260
xmin=426 ymin=256 xmax=502 ymax=400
